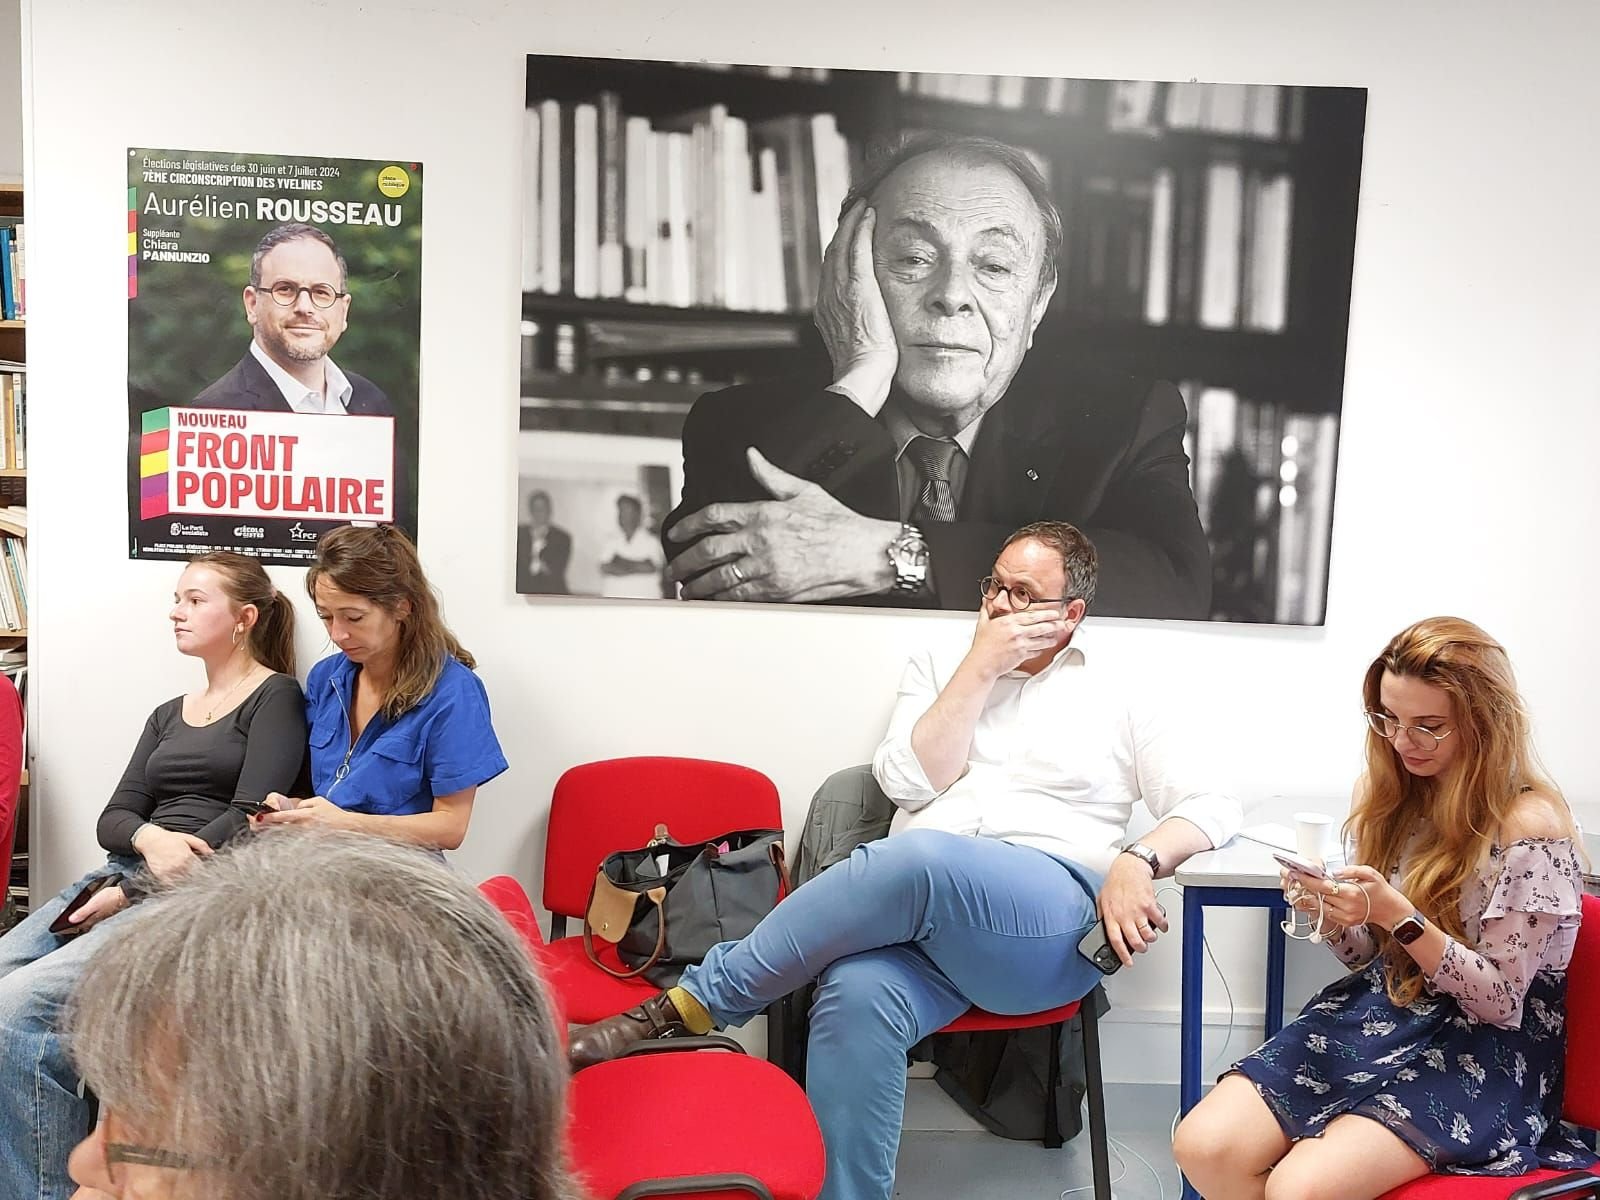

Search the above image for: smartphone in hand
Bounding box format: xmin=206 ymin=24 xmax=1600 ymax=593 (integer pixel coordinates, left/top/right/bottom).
xmin=48 ymin=875 xmax=123 ymax=937
xmin=1076 ymin=902 xmax=1169 ymax=976
xmin=1271 ymin=851 xmax=1329 ymax=880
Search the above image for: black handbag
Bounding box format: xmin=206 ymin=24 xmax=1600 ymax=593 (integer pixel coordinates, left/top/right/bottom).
xmin=584 ymin=824 xmax=788 ymax=987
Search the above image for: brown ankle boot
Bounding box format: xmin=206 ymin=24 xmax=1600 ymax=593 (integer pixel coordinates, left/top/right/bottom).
xmin=568 ymin=991 xmax=687 ymax=1072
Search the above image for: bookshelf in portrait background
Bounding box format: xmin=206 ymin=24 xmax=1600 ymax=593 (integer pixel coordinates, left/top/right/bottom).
xmin=518 ymin=57 xmax=1366 ymax=624
xmin=0 ymin=180 xmax=29 ymax=926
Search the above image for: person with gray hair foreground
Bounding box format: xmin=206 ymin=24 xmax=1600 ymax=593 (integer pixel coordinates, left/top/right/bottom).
xmin=61 ymin=829 xmax=575 ymax=1200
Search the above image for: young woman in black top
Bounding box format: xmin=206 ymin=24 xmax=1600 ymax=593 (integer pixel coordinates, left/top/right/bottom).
xmin=0 ymin=551 xmax=308 ymax=1200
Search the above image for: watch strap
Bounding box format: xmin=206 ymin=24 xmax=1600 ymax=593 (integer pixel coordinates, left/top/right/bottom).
xmin=1120 ymin=842 xmax=1161 ymax=876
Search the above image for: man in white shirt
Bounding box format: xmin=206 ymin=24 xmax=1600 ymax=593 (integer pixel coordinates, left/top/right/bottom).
xmin=191 ymin=223 xmax=393 ymax=417
xmin=568 ymin=520 xmax=1240 ymax=1200
xmin=598 ymin=494 xmax=665 ymax=600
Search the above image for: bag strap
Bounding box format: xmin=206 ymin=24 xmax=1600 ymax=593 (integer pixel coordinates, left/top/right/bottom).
xmin=770 ymin=841 xmax=794 ymax=901
xmin=583 ymin=874 xmax=669 ymax=979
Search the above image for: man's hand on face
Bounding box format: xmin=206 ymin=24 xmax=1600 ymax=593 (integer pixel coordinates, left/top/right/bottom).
xmin=665 ymin=448 xmax=900 ymax=602
xmin=968 ymin=603 xmax=1068 ymax=680
xmin=815 ymin=202 xmax=898 ymax=418
xmin=1097 ymin=855 xmax=1169 ymax=969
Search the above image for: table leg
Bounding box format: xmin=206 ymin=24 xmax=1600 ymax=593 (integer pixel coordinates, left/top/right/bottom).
xmin=1180 ymin=887 xmax=1205 ymax=1200
xmin=1265 ymin=902 xmax=1287 ymax=1038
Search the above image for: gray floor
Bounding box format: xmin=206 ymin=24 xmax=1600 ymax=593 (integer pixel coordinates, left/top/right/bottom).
xmin=895 ymin=1079 xmax=1183 ymax=1200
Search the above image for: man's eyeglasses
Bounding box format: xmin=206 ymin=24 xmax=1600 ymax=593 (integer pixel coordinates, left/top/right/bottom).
xmin=978 ymin=576 xmax=1071 ymax=611
xmin=254 ymin=280 xmax=347 ymax=309
xmin=1363 ymin=711 xmax=1455 ymax=751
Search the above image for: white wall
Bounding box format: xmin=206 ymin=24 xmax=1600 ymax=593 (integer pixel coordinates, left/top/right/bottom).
xmin=19 ymin=0 xmax=1600 ymax=1071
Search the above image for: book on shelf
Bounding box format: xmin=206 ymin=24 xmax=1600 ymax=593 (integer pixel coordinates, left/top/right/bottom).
xmin=1071 ymin=162 xmax=1292 ymax=332
xmin=0 ymin=219 xmax=25 ymax=321
xmin=0 ymin=369 xmax=24 ymax=469
xmin=523 ymin=91 xmax=852 ymax=315
xmin=0 ymin=534 xmax=25 ymax=632
xmin=893 ymin=74 xmax=1299 ymax=141
xmin=1182 ymin=384 xmax=1339 ymax=625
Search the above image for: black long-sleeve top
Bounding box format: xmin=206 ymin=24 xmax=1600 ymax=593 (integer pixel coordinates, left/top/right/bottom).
xmin=96 ymin=673 xmax=308 ymax=855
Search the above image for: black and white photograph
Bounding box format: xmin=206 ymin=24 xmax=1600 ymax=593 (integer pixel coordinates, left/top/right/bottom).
xmin=515 ymin=56 xmax=1366 ymax=623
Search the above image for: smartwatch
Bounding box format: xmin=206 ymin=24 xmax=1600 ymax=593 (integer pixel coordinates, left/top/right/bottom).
xmin=1120 ymin=842 xmax=1161 ymax=877
xmin=887 ymin=524 xmax=929 ymax=594
xmin=1390 ymin=910 xmax=1427 ymax=945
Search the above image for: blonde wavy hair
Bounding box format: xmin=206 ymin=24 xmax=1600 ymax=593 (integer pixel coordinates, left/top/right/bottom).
xmin=1348 ymin=616 xmax=1576 ymax=1007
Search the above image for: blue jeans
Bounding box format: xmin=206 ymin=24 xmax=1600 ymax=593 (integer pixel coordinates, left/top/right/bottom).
xmin=0 ymin=857 xmax=141 ymax=1200
xmin=678 ymin=830 xmax=1104 ymax=1200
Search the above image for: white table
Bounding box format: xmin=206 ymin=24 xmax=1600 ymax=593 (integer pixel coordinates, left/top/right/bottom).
xmin=1172 ymin=797 xmax=1347 ymax=1200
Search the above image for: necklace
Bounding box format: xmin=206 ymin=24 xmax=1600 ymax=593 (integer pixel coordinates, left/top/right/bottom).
xmin=204 ymin=667 xmax=258 ymax=723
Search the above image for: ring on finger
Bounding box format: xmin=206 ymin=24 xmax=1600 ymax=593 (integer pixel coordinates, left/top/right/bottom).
xmin=729 ymin=562 xmax=746 ymax=584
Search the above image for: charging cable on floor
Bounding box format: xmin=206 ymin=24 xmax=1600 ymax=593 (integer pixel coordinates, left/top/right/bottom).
xmin=1059 ymin=1134 xmax=1169 ymax=1200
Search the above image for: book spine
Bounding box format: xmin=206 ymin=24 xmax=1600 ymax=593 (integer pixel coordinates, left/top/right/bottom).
xmin=624 ymin=116 xmax=652 ymax=303
xmin=597 ymin=91 xmax=625 ymax=299
xmin=520 ymin=106 xmax=542 ymax=294
xmin=538 ymin=100 xmax=562 ymax=295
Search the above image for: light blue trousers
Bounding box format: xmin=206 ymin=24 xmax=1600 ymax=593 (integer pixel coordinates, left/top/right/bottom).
xmin=679 ymin=829 xmax=1104 ymax=1200
xmin=0 ymin=857 xmax=141 ymax=1200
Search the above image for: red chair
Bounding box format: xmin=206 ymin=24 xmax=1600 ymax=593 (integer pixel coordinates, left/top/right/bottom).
xmin=539 ymin=757 xmax=783 ymax=1028
xmin=1377 ymin=892 xmax=1600 ymax=1200
xmin=481 ymin=874 xmax=826 ymax=1200
xmin=940 ymin=999 xmax=1111 ymax=1199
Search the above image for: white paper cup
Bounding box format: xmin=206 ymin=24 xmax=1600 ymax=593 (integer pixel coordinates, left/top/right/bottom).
xmin=1295 ymin=812 xmax=1335 ymax=865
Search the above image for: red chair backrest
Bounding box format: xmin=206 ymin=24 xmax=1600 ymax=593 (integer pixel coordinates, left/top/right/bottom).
xmin=1563 ymin=892 xmax=1600 ymax=1128
xmin=542 ymin=757 xmax=781 ymax=920
xmin=479 ymin=874 xmax=547 ymax=953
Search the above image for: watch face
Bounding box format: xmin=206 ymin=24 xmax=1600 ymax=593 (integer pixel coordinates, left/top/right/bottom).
xmin=891 ymin=531 xmax=929 ymax=568
xmin=1392 ymin=915 xmax=1425 ymax=945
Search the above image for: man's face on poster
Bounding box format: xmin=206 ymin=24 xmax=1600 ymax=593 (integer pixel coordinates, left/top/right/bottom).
xmin=245 ymin=237 xmax=351 ymax=367
xmin=617 ymin=497 xmax=642 ymax=537
xmin=871 ymin=152 xmax=1056 ymax=430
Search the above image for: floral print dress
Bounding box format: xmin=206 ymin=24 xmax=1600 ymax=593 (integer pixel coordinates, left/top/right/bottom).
xmin=1231 ymin=837 xmax=1597 ymax=1176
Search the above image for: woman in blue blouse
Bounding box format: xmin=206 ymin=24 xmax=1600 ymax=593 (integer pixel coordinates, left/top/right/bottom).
xmin=260 ymin=525 xmax=507 ymax=848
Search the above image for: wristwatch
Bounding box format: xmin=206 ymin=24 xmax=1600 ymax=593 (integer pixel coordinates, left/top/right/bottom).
xmin=887 ymin=523 xmax=929 ymax=594
xmin=1120 ymin=842 xmax=1161 ymax=877
xmin=1390 ymin=910 xmax=1428 ymax=945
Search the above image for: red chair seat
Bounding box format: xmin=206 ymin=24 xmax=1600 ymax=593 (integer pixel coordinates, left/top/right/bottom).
xmin=1377 ymin=1167 xmax=1600 ymax=1199
xmin=942 ymin=1000 xmax=1081 ymax=1034
xmin=570 ymin=1052 xmax=826 ymax=1200
xmin=538 ymin=935 xmax=663 ymax=1025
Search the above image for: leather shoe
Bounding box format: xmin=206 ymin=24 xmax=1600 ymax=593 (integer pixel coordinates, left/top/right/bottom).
xmin=568 ymin=991 xmax=687 ymax=1072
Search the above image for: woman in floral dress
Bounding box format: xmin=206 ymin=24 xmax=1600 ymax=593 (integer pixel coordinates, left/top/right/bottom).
xmin=1174 ymin=616 xmax=1594 ymax=1199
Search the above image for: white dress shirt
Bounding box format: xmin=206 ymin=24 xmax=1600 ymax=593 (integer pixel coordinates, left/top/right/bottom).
xmin=871 ymin=635 xmax=1241 ymax=876
xmin=250 ymin=341 xmax=354 ymax=415
xmin=598 ymin=527 xmax=666 ymax=599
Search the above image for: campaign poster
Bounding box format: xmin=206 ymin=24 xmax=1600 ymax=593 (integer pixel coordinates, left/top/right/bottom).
xmin=128 ymin=147 xmax=422 ymax=563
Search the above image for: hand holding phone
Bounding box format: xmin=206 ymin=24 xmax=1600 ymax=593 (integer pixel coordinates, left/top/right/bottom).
xmin=48 ymin=875 xmax=123 ymax=937
xmin=1077 ymin=902 xmax=1168 ymax=976
xmin=1271 ymin=851 xmax=1328 ymax=880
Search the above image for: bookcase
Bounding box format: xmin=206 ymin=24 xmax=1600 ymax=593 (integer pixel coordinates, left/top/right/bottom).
xmin=0 ymin=180 xmax=28 ymax=925
xmin=518 ymin=59 xmax=1366 ymax=623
